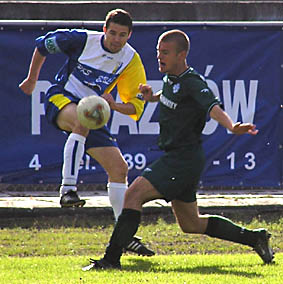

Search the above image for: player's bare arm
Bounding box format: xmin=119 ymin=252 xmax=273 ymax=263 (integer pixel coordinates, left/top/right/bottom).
xmin=210 ymin=104 xmax=258 ymax=135
xmin=101 ymin=92 xmax=136 ymax=115
xmin=139 ymin=84 xmax=161 ymax=102
xmin=19 ymin=48 xmax=46 ymax=95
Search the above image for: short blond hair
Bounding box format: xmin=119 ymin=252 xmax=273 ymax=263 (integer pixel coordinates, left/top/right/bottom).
xmin=158 ymin=29 xmax=190 ymax=54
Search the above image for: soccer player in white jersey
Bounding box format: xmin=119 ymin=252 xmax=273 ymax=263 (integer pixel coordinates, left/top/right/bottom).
xmin=19 ymin=8 xmax=154 ymax=257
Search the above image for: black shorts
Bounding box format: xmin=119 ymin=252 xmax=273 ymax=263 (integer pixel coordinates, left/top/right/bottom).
xmin=142 ymin=146 xmax=205 ymax=203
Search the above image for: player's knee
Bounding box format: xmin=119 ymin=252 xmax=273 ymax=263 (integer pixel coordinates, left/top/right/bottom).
xmin=57 ymin=117 xmax=89 ymax=137
xmin=72 ymin=123 xmax=89 ymax=137
xmin=107 ymin=159 xmax=128 ymax=181
xmin=124 ymin=185 xmax=143 ymax=208
xmin=114 ymin=159 xmax=128 ymax=178
xmin=120 ymin=159 xmax=129 ymax=176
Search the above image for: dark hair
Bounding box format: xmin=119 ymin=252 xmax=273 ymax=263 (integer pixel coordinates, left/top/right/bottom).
xmin=105 ymin=9 xmax=133 ymax=32
xmin=159 ymin=29 xmax=190 ymax=54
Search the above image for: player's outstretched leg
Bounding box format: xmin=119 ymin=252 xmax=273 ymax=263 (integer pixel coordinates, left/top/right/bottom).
xmin=204 ymin=215 xmax=275 ymax=264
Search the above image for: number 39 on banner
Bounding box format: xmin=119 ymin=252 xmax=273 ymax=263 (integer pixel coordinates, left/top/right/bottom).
xmin=123 ymin=153 xmax=147 ymax=170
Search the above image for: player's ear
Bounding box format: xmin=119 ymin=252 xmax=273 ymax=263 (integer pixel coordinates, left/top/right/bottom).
xmin=127 ymin=30 xmax=132 ymax=40
xmin=178 ymin=50 xmax=187 ymax=60
xmin=103 ymin=25 xmax=107 ymax=33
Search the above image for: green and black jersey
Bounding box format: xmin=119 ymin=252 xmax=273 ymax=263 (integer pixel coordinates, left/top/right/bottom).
xmin=158 ymin=67 xmax=220 ymax=151
xmin=142 ymin=67 xmax=221 ymax=202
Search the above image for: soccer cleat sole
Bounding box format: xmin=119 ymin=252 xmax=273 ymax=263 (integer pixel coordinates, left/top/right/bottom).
xmin=127 ymin=251 xmax=155 ymax=257
xmin=60 ymin=200 xmax=86 ymax=208
xmin=82 ymin=258 xmax=121 ymax=271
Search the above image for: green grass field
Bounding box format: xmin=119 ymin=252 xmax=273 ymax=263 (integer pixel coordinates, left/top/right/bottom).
xmin=0 ymin=212 xmax=282 ymax=283
xmin=1 ymin=254 xmax=282 ymax=284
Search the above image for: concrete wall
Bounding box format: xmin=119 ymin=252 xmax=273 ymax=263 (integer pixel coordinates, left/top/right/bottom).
xmin=1 ymin=1 xmax=283 ymax=21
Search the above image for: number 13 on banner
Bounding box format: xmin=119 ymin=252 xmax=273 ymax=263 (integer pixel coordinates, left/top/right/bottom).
xmin=212 ymin=152 xmax=256 ymax=170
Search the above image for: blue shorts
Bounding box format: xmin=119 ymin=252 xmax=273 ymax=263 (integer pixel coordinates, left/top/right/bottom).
xmin=44 ymin=84 xmax=118 ymax=150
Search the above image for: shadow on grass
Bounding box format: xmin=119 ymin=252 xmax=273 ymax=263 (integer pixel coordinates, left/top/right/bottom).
xmin=123 ymin=258 xmax=265 ymax=278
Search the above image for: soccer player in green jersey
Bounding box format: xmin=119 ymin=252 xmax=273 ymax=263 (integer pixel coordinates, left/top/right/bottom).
xmin=82 ymin=29 xmax=274 ymax=271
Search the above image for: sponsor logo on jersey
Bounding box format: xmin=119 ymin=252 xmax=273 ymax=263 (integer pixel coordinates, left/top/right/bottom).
xmin=96 ymin=75 xmax=116 ymax=85
xmin=77 ymin=63 xmax=92 ymax=76
xmin=83 ymin=81 xmax=102 ymax=92
xmin=160 ymin=94 xmax=178 ymax=110
xmin=73 ymin=63 xmax=118 ymax=94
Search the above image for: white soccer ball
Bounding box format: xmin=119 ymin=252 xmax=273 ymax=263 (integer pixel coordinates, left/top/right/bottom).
xmin=77 ymin=96 xmax=111 ymax=129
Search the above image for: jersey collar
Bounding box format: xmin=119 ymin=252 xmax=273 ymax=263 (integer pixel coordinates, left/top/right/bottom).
xmin=167 ymin=67 xmax=193 ymax=83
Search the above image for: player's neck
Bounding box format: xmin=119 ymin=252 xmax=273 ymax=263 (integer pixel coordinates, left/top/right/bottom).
xmin=168 ymin=63 xmax=189 ymax=77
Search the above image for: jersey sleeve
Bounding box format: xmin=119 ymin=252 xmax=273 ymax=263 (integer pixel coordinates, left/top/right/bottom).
xmin=186 ymin=75 xmax=221 ymax=113
xmin=35 ymin=29 xmax=87 ymax=58
xmin=113 ymin=52 xmax=146 ymax=121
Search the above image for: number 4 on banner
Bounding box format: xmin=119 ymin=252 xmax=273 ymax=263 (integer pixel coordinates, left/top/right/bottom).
xmin=29 ymin=154 xmax=42 ymax=171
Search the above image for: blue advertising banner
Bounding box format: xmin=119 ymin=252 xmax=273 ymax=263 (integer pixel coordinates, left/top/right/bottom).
xmin=0 ymin=22 xmax=282 ymax=188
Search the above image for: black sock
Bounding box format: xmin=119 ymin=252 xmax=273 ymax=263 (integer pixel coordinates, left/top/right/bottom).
xmin=204 ymin=215 xmax=257 ymax=247
xmin=104 ymin=208 xmax=141 ymax=264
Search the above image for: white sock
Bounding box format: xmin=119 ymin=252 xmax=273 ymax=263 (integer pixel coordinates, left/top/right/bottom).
xmin=107 ymin=182 xmax=127 ymax=221
xmin=60 ymin=133 xmax=86 ymax=195
xmin=60 ymin=185 xmax=77 ymax=196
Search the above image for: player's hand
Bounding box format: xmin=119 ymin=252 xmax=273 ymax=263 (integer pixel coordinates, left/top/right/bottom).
xmin=231 ymin=122 xmax=259 ymax=135
xmin=139 ymin=84 xmax=154 ymax=102
xmin=101 ymin=93 xmax=117 ymax=110
xmin=19 ymin=78 xmax=36 ymax=96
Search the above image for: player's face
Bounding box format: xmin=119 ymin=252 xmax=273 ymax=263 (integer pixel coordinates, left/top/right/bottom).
xmin=103 ymin=22 xmax=131 ymax=53
xmin=157 ymin=40 xmax=181 ymax=75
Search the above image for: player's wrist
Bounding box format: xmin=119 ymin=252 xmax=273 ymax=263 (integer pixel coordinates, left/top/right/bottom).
xmin=26 ymin=76 xmax=38 ymax=84
xmin=110 ymin=102 xmax=119 ymax=111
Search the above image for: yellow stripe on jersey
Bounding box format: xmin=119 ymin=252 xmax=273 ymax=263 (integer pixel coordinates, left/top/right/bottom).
xmin=105 ymin=52 xmax=146 ymax=121
xmin=49 ymin=94 xmax=71 ymax=109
